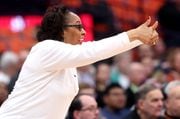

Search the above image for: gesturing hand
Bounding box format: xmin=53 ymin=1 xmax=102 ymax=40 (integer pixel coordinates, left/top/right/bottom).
xmin=127 ymin=17 xmax=159 ymax=46
xmin=136 ymin=17 xmax=159 ymax=45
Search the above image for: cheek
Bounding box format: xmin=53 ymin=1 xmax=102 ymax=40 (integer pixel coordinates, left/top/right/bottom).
xmin=170 ymin=99 xmax=180 ymax=110
xmin=71 ymin=31 xmax=81 ymax=43
xmin=81 ymin=112 xmax=94 ymax=119
xmin=144 ymin=102 xmax=158 ymax=111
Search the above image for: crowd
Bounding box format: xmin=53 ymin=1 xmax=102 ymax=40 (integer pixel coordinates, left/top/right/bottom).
xmin=0 ymin=0 xmax=180 ymax=119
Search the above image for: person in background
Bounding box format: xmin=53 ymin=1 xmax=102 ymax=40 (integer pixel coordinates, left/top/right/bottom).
xmin=0 ymin=51 xmax=19 ymax=85
xmin=66 ymin=94 xmax=100 ymax=119
xmin=0 ymin=5 xmax=159 ymax=119
xmin=164 ymin=80 xmax=180 ymax=119
xmin=100 ymin=83 xmax=129 ymax=119
xmin=77 ymin=65 xmax=95 ymax=87
xmin=167 ymin=48 xmax=180 ymax=81
xmin=110 ymin=51 xmax=132 ymax=90
xmin=95 ymin=62 xmax=111 ymax=108
xmin=122 ymin=84 xmax=164 ymax=119
xmin=8 ymin=50 xmax=29 ymax=93
xmin=79 ymin=83 xmax=96 ymax=97
xmin=126 ymin=62 xmax=147 ymax=108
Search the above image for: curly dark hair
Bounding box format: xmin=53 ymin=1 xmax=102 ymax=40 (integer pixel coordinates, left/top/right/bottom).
xmin=37 ymin=5 xmax=69 ymax=42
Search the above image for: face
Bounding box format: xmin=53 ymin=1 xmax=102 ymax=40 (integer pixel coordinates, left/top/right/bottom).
xmin=165 ymin=86 xmax=180 ymax=117
xmin=129 ymin=63 xmax=147 ymax=86
xmin=138 ymin=45 xmax=154 ymax=59
xmin=138 ymin=89 xmax=164 ymax=118
xmin=104 ymin=87 xmax=126 ymax=109
xmin=63 ymin=12 xmax=86 ymax=45
xmin=141 ymin=57 xmax=155 ymax=77
xmin=75 ymin=95 xmax=99 ymax=119
xmin=96 ymin=64 xmax=110 ymax=83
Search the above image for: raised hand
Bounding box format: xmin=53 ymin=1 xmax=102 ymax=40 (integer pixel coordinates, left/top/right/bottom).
xmin=127 ymin=17 xmax=159 ymax=45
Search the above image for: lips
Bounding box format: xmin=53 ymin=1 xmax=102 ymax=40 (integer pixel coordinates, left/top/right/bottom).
xmin=80 ymin=37 xmax=84 ymax=43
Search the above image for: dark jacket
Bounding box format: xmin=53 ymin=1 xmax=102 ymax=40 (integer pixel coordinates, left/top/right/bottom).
xmin=122 ymin=109 xmax=165 ymax=119
xmin=164 ymin=112 xmax=180 ymax=119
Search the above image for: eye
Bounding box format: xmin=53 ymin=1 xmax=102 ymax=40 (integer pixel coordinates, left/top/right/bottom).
xmin=76 ymin=24 xmax=83 ymax=31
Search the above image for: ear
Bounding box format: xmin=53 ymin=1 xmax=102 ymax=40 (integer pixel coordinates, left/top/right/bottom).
xmin=73 ymin=110 xmax=80 ymax=119
xmin=137 ymin=99 xmax=144 ymax=110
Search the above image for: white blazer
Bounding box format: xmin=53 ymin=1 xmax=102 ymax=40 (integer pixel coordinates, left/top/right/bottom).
xmin=0 ymin=32 xmax=142 ymax=119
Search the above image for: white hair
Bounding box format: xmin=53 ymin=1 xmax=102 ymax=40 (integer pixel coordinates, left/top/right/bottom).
xmin=164 ymin=80 xmax=180 ymax=95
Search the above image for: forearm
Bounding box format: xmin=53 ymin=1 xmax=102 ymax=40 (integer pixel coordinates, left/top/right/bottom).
xmin=38 ymin=32 xmax=143 ymax=70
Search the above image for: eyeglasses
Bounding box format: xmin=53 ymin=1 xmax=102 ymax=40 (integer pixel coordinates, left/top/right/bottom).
xmin=64 ymin=24 xmax=84 ymax=31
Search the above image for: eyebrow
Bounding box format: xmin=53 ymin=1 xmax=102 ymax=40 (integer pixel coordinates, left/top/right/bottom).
xmin=75 ymin=21 xmax=81 ymax=24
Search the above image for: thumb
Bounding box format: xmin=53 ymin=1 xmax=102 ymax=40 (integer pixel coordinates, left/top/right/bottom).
xmin=150 ymin=21 xmax=158 ymax=30
xmin=143 ymin=16 xmax=151 ymax=26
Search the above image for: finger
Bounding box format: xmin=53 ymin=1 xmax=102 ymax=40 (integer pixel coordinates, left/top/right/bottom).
xmin=151 ymin=36 xmax=159 ymax=45
xmin=143 ymin=16 xmax=151 ymax=26
xmin=152 ymin=30 xmax=159 ymax=39
xmin=150 ymin=21 xmax=158 ymax=30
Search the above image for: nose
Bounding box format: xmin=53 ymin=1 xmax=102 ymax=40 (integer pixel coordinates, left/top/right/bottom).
xmin=81 ymin=28 xmax=86 ymax=36
xmin=158 ymin=100 xmax=163 ymax=107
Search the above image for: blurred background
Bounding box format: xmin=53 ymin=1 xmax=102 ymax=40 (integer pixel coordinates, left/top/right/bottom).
xmin=0 ymin=0 xmax=180 ymax=118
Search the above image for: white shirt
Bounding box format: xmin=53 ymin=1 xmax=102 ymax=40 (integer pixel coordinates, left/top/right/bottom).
xmin=0 ymin=32 xmax=142 ymax=119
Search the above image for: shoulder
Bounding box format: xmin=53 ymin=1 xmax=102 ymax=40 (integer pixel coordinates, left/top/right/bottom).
xmin=122 ymin=110 xmax=141 ymax=119
xmin=35 ymin=40 xmax=65 ymax=48
xmin=31 ymin=40 xmax=72 ymax=52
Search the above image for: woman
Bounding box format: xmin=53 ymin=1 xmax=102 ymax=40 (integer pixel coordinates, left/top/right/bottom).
xmin=0 ymin=5 xmax=158 ymax=119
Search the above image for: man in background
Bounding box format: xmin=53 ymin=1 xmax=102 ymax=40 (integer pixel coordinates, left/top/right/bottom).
xmin=164 ymin=80 xmax=180 ymax=119
xmin=123 ymin=83 xmax=164 ymax=119
xmin=66 ymin=94 xmax=100 ymax=119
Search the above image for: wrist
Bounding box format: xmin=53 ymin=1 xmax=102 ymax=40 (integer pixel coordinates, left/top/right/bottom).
xmin=127 ymin=29 xmax=139 ymax=42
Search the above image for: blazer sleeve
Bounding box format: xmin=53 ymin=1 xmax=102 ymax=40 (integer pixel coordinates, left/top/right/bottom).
xmin=31 ymin=32 xmax=142 ymax=70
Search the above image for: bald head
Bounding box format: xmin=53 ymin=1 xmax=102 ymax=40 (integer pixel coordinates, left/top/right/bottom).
xmin=79 ymin=95 xmax=97 ymax=107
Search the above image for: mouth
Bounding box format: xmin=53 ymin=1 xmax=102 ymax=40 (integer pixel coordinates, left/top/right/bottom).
xmin=80 ymin=37 xmax=84 ymax=43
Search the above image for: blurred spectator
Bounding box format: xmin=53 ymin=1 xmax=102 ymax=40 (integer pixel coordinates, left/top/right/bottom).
xmin=111 ymin=52 xmax=132 ymax=89
xmin=164 ymin=80 xmax=180 ymax=119
xmin=0 ymin=72 xmax=10 ymax=85
xmin=77 ymin=65 xmax=95 ymax=87
xmin=100 ymin=83 xmax=129 ymax=119
xmin=8 ymin=50 xmax=29 ymax=93
xmin=0 ymin=82 xmax=8 ymax=106
xmin=158 ymin=0 xmax=180 ymax=48
xmin=126 ymin=62 xmax=147 ymax=108
xmin=95 ymin=63 xmax=111 ymax=108
xmin=122 ymin=84 xmax=164 ymax=119
xmin=138 ymin=45 xmax=154 ymax=60
xmin=66 ymin=94 xmax=100 ymax=119
xmin=167 ymin=48 xmax=180 ymax=81
xmin=79 ymin=83 xmax=95 ymax=97
xmin=153 ymin=39 xmax=166 ymax=61
xmin=0 ymin=51 xmax=19 ymax=81
xmin=141 ymin=57 xmax=156 ymax=78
